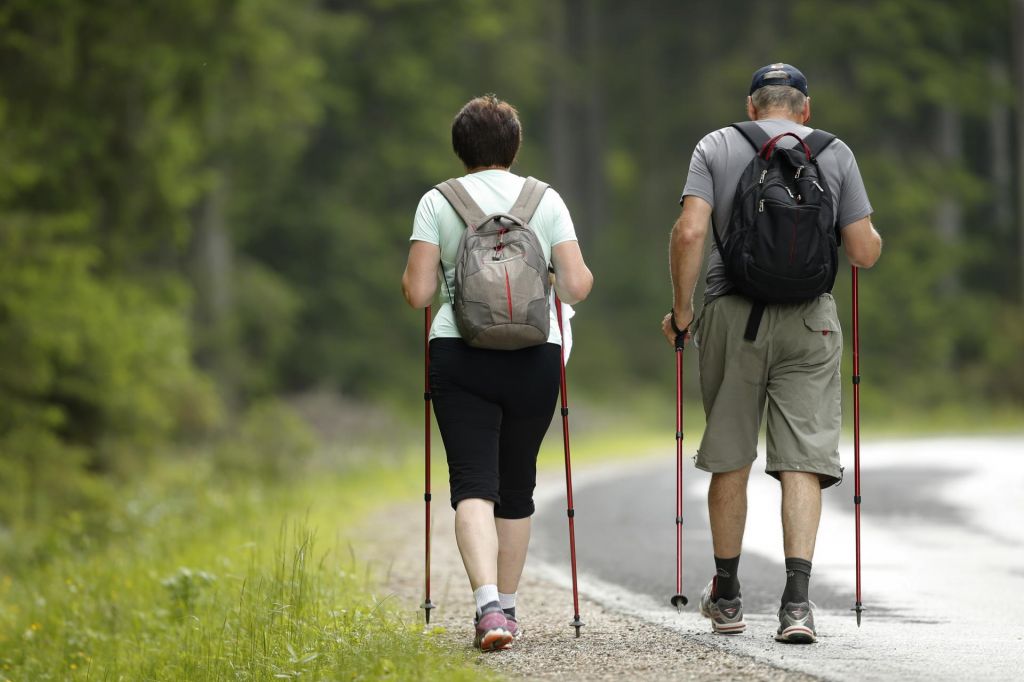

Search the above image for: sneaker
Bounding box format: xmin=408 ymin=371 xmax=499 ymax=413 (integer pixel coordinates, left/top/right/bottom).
xmin=698 ymin=576 xmax=745 ymax=634
xmin=775 ymin=601 xmax=817 ymax=643
xmin=473 ymin=608 xmax=513 ymax=651
xmin=503 ymin=610 xmax=521 ymax=639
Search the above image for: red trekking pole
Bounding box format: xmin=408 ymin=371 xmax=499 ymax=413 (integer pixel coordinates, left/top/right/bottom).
xmin=555 ymin=297 xmax=584 ymax=637
xmin=670 ymin=318 xmax=689 ymax=610
xmin=421 ymin=306 xmax=436 ymax=624
xmin=851 ymin=267 xmax=864 ymax=626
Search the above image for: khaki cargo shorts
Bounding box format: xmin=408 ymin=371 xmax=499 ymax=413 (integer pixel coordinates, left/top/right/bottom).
xmin=692 ymin=294 xmax=843 ymax=488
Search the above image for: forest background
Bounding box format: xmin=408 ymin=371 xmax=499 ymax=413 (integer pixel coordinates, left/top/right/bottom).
xmin=1 ymin=0 xmax=1023 ymax=664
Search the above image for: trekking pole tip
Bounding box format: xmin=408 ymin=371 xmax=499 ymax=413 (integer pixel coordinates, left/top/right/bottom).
xmin=421 ymin=600 xmax=436 ymax=624
xmin=670 ymin=594 xmax=688 ymax=609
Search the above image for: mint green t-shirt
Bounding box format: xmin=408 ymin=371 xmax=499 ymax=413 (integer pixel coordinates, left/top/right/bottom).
xmin=410 ymin=169 xmax=578 ymax=343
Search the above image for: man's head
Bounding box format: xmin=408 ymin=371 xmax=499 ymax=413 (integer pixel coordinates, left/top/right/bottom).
xmin=746 ymin=63 xmax=810 ymax=123
xmin=451 ymin=95 xmax=522 ymax=170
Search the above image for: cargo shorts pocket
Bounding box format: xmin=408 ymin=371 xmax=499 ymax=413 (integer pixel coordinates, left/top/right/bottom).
xmin=800 ymin=315 xmax=842 ymax=364
xmin=802 ymin=316 xmax=840 ymax=335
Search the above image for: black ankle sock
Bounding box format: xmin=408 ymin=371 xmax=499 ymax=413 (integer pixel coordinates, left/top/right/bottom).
xmin=781 ymin=557 xmax=812 ymax=606
xmin=713 ymin=555 xmax=741 ymax=600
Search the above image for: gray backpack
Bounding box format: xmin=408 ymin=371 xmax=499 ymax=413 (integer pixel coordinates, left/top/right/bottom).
xmin=434 ymin=177 xmax=551 ymax=350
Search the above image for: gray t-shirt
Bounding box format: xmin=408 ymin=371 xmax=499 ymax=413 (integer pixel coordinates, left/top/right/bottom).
xmin=681 ymin=118 xmax=873 ymax=303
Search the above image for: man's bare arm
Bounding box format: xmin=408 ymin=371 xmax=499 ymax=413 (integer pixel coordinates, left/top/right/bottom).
xmin=841 ymin=215 xmax=882 ymax=269
xmin=661 ymin=196 xmax=712 ymax=345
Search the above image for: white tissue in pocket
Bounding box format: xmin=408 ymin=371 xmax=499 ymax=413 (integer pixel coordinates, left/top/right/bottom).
xmin=560 ymin=301 xmax=574 ymax=363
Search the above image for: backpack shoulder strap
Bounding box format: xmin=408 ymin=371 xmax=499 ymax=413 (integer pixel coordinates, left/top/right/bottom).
xmin=804 ymin=129 xmax=837 ymax=159
xmin=508 ymin=177 xmax=549 ymax=223
xmin=434 ymin=179 xmax=488 ymax=228
xmin=731 ymin=121 xmax=771 ymax=154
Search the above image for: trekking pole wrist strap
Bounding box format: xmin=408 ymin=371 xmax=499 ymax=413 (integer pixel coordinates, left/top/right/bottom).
xmin=669 ymin=310 xmax=688 ymax=350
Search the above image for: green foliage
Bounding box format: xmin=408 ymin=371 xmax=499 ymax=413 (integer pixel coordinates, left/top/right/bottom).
xmin=239 ymin=0 xmax=549 ymax=398
xmin=0 ymin=0 xmax=321 ymax=535
xmin=1 ymin=1 xmax=1022 ymax=571
xmin=214 ymin=399 xmax=317 ymax=480
xmin=785 ymin=0 xmax=1021 ymax=407
xmin=0 ymin=214 xmax=221 ymax=532
xmin=0 ymin=459 xmax=493 ymax=681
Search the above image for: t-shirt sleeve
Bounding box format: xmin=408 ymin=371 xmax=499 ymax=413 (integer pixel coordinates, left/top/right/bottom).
xmin=544 ymin=189 xmax=578 ymax=246
xmin=680 ymin=134 xmax=716 ymax=207
xmin=410 ymin=190 xmax=441 ymax=244
xmin=833 ymin=141 xmax=873 ymax=229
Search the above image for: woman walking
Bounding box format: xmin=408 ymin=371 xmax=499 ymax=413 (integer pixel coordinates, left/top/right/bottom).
xmin=402 ymin=95 xmax=593 ymax=651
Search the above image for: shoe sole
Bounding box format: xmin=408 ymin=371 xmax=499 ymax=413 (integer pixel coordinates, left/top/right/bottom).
xmin=775 ymin=625 xmax=816 ymax=644
xmin=475 ymin=628 xmax=514 ymax=651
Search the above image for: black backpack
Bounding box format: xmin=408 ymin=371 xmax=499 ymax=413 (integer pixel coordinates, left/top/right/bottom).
xmin=714 ymin=121 xmax=839 ymax=340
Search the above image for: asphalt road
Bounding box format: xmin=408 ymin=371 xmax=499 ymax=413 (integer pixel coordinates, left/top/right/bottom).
xmin=531 ymin=436 xmax=1024 ymax=681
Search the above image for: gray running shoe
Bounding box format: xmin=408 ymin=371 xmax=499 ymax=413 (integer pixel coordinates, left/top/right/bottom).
xmin=775 ymin=601 xmax=817 ymax=643
xmin=698 ymin=577 xmax=746 ymax=634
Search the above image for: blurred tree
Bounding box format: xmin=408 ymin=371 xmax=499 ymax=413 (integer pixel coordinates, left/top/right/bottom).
xmin=1014 ymin=0 xmax=1024 ymax=306
xmin=785 ymin=0 xmax=1020 ymax=406
xmin=1 ymin=0 xmax=1021 ymax=532
xmin=240 ymin=0 xmax=549 ymax=399
xmin=0 ymin=0 xmax=318 ymax=528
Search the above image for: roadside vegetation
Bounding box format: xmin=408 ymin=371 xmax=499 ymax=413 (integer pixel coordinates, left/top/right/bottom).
xmin=0 ymin=414 xmax=496 ymax=681
xmin=1 ymin=388 xmax=1019 ymax=680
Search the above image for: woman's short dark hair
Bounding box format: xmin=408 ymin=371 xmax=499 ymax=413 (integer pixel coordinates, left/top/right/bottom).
xmin=451 ymin=95 xmax=522 ymax=169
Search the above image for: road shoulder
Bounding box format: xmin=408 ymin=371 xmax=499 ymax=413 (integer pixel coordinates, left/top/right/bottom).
xmin=358 ymin=468 xmax=819 ymax=681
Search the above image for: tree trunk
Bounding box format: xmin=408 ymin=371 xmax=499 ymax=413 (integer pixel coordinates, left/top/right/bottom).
xmin=1013 ymin=0 xmax=1024 ymax=305
xmin=194 ymin=175 xmax=232 ymax=325
xmin=581 ymin=0 xmax=606 ymax=245
xmin=546 ymin=0 xmax=577 ymax=216
xmin=191 ymin=95 xmax=234 ymax=394
xmin=936 ymin=106 xmax=962 ymax=294
xmin=989 ymin=59 xmax=1012 ymax=233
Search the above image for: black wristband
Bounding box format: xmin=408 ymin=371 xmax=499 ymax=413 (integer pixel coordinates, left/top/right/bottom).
xmin=669 ymin=310 xmax=687 ymax=336
xmin=670 ymin=310 xmax=688 ymax=350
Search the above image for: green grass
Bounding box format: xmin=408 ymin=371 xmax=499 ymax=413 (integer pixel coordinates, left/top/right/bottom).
xmin=0 ymin=403 xmax=680 ymax=682
xmin=0 ymin=456 xmax=496 ymax=681
xmin=852 ymin=402 xmax=1024 ymax=437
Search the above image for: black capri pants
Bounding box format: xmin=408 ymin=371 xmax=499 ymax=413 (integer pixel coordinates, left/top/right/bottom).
xmin=428 ymin=337 xmax=561 ymax=519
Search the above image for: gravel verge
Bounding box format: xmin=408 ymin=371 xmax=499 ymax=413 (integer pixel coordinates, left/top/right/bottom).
xmin=358 ymin=471 xmax=820 ymax=681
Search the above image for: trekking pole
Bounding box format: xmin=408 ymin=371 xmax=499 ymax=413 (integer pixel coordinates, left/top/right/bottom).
xmin=555 ymin=296 xmax=585 ymax=637
xmin=670 ymin=318 xmax=689 ymax=610
xmin=851 ymin=267 xmax=864 ymax=626
xmin=421 ymin=305 xmax=436 ymax=624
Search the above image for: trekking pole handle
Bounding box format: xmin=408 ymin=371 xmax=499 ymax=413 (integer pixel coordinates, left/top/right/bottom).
xmin=669 ymin=310 xmax=688 ymax=351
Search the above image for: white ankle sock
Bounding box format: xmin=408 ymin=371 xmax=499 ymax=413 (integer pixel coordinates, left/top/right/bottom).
xmin=498 ymin=592 xmax=517 ymax=611
xmin=474 ymin=584 xmax=500 ymax=615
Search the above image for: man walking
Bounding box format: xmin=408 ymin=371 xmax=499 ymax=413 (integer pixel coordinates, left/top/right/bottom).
xmin=661 ymin=63 xmax=882 ymax=642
